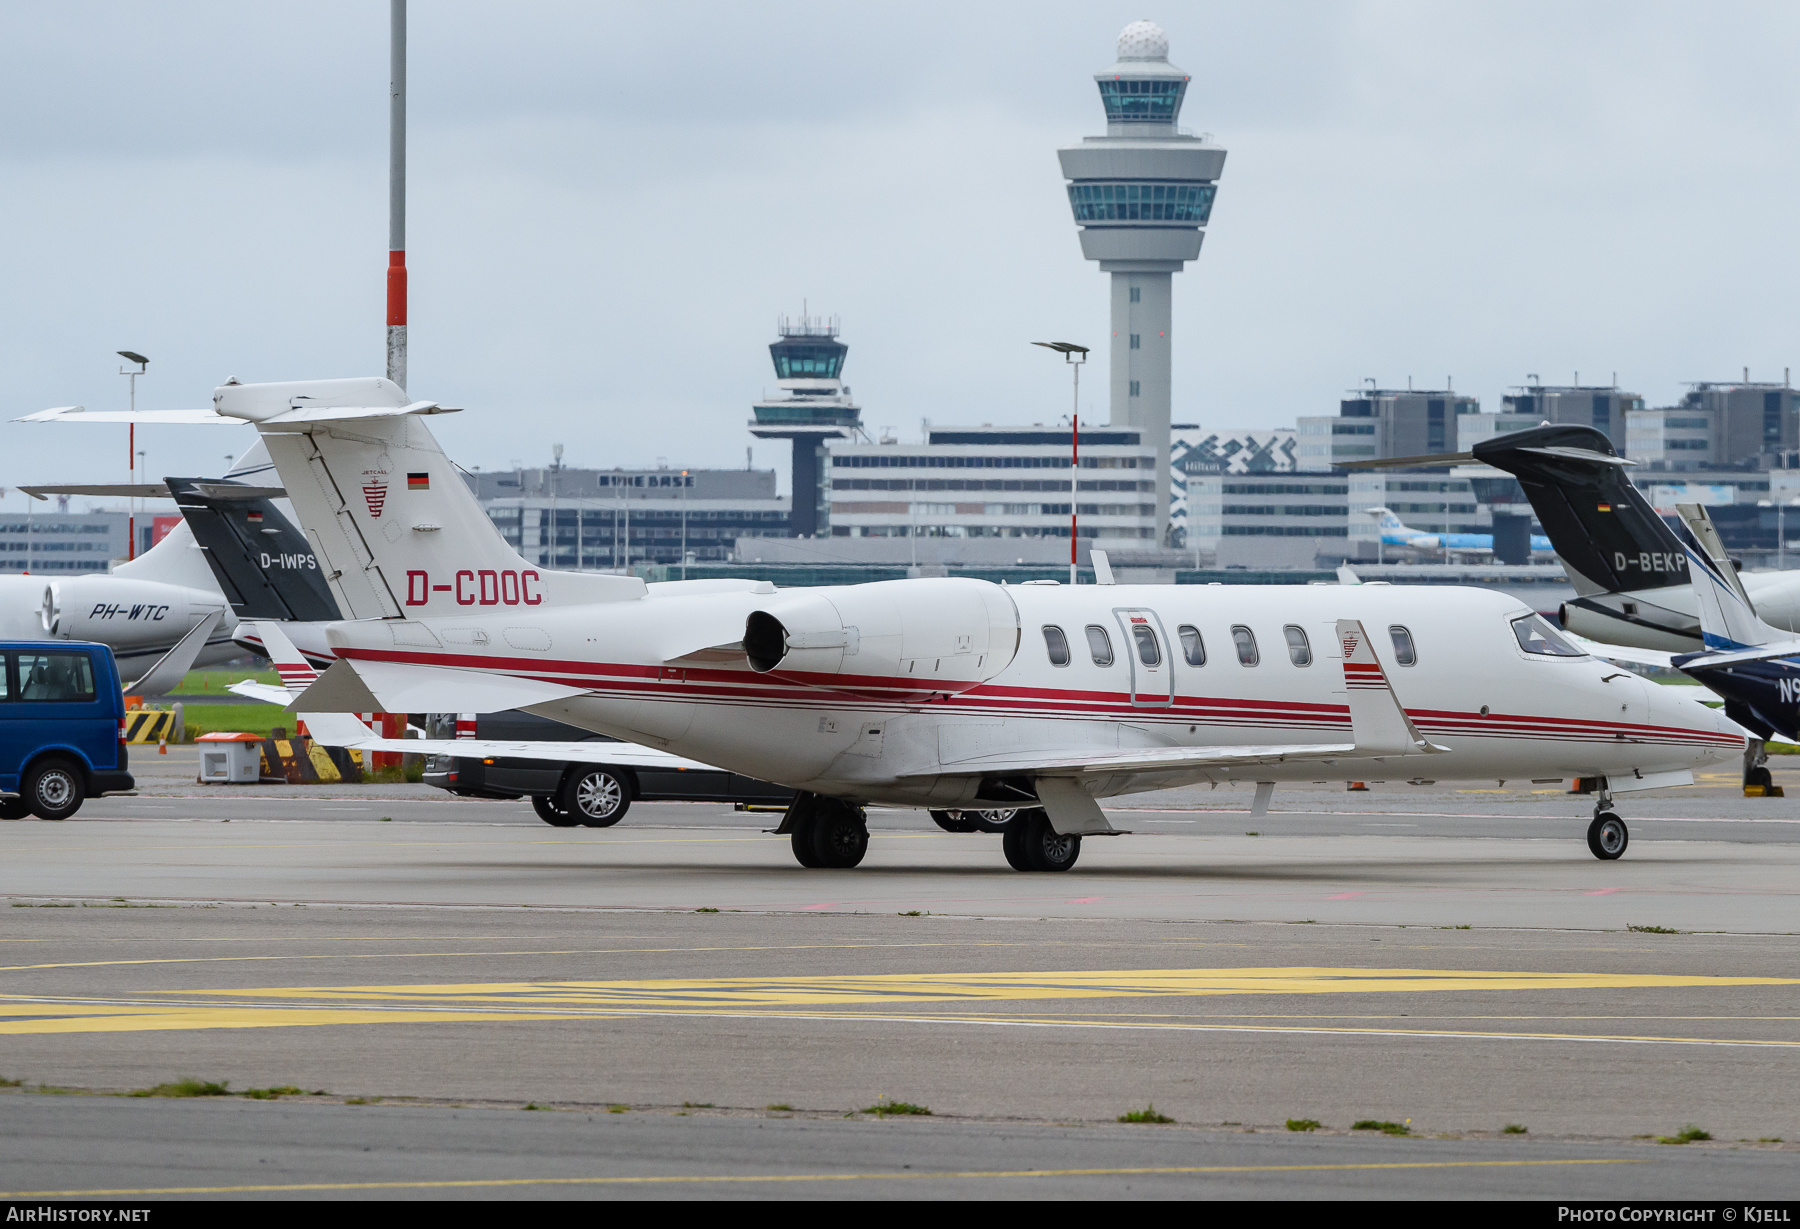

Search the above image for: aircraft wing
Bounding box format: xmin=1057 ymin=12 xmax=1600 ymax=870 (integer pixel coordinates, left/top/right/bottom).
xmin=298 ymin=711 xmax=717 ymax=770
xmin=227 ymin=680 xmax=296 ymax=705
xmin=920 ymin=740 xmax=1361 ymax=778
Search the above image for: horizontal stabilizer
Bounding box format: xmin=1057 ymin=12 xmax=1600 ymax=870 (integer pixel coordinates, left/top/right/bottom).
xmin=16 ymin=407 xmax=239 ymax=424
xmin=228 ymin=679 xmax=295 ymax=705
xmin=1339 ymin=451 xmax=1475 ymax=470
xmin=291 ymin=655 xmax=592 ymax=715
xmin=250 ymin=401 xmax=459 ymax=427
xmin=20 ymin=484 xmax=173 ymax=500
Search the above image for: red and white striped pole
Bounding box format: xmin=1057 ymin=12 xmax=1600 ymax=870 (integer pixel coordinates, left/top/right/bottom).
xmin=385 ymin=0 xmax=407 ymax=392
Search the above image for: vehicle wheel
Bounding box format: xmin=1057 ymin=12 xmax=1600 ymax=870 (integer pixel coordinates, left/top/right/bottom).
xmin=1004 ymin=810 xmax=1079 ymax=872
xmin=562 ymin=768 xmax=630 ymax=828
xmin=929 ymin=809 xmax=977 ymax=833
xmin=810 ymin=805 xmax=868 ymax=869
xmin=23 ymin=759 xmax=83 ymax=821
xmin=531 ymin=794 xmax=579 ymax=828
xmin=0 ymin=798 xmax=29 ymax=820
xmin=1587 ymin=812 xmax=1628 ymax=860
xmin=968 ymin=808 xmax=1019 ymax=833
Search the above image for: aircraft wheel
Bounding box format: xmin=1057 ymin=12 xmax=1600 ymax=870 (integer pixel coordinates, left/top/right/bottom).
xmin=1747 ymin=765 xmax=1774 ymax=790
xmin=968 ymin=808 xmax=1019 ymax=833
xmin=811 ymin=804 xmax=868 ymax=869
xmin=1587 ymin=812 xmax=1628 ymax=860
xmin=0 ymin=798 xmax=30 ymax=820
xmin=562 ymin=768 xmax=630 ymax=828
xmin=531 ymin=795 xmax=579 ymax=828
xmin=929 ymin=809 xmax=978 ymax=833
xmin=23 ymin=759 xmax=82 ymax=821
xmin=1002 ymin=810 xmax=1079 ymax=872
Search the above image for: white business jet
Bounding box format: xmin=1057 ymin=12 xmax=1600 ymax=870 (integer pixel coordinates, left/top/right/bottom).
xmin=44 ymin=377 xmax=1746 ymax=869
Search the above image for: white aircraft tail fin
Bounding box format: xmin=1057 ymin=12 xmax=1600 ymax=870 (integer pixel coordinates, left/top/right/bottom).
xmin=215 ymin=379 xmax=646 ymax=619
xmin=1675 ymin=504 xmax=1788 ymax=650
xmin=1336 ymin=618 xmax=1447 ymax=755
xmin=1336 ymin=564 xmax=1362 ymax=585
xmin=256 ymin=621 xmax=320 ymax=694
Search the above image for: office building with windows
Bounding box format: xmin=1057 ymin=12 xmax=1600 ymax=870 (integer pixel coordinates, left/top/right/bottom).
xmin=1500 ymin=383 xmax=1643 ymax=454
xmin=826 ymin=425 xmax=1157 ymax=545
xmin=1058 ymin=20 xmax=1226 ymax=544
xmin=469 ymin=465 xmax=789 ymax=569
xmin=1297 ymin=388 xmax=1480 ymax=470
xmin=1625 ymin=380 xmax=1800 ymax=471
xmin=0 ymin=511 xmax=128 ymax=575
xmin=1186 ymin=473 xmax=1348 ymax=569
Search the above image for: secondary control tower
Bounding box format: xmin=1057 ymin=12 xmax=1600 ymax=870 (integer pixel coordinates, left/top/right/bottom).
xmin=1058 ymin=20 xmax=1226 ymax=544
xmin=749 ymin=312 xmax=862 ymax=538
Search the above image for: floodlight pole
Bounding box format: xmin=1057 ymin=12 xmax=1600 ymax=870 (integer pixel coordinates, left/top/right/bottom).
xmin=117 ymin=353 xmax=148 ymax=559
xmin=386 ymin=0 xmax=408 ymax=392
xmin=1033 ymin=342 xmax=1088 ymax=585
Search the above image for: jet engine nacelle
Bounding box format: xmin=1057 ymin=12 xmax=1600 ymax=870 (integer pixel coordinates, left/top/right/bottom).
xmin=742 ymin=577 xmax=1019 ymax=698
xmin=50 ymin=576 xmax=231 ymax=651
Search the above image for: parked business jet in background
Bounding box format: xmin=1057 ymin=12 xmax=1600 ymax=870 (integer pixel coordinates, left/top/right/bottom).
xmin=1353 ymin=424 xmax=1800 ymax=651
xmin=37 ymin=378 xmax=1747 ymax=868
xmin=1366 ymin=506 xmax=1554 ymax=556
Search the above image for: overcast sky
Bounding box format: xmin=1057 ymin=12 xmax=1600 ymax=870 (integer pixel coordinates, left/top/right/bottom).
xmin=3 ymin=1 xmax=1798 ymax=507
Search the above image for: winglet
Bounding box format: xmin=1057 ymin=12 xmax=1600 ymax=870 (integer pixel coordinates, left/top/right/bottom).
xmin=254 ymin=621 xmax=320 ymax=695
xmin=121 ymin=609 xmax=224 ymax=696
xmin=1336 ymin=618 xmax=1446 ymax=754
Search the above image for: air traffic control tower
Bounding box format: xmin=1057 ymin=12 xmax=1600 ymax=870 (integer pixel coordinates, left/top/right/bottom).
xmin=749 ymin=313 xmax=862 ymax=538
xmin=1059 ymin=20 xmax=1225 ymax=545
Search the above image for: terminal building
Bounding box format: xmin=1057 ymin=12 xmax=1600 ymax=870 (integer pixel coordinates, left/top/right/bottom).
xmin=1501 ymin=382 xmax=1643 ymax=454
xmin=826 ymin=425 xmax=1157 ymax=546
xmin=0 ymin=511 xmax=128 ymax=575
xmin=1297 ymin=387 xmax=1481 ymax=469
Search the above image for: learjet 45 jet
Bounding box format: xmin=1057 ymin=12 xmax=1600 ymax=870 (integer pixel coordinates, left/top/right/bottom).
xmin=35 ymin=379 xmax=1748 ymax=868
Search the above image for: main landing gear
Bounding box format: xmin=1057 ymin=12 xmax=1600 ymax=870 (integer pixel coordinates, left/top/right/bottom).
xmin=780 ymin=793 xmax=869 ymax=869
xmin=1586 ymin=782 xmax=1628 ymax=861
xmin=928 ymin=808 xmax=1018 ymax=833
xmin=1001 ymin=808 xmax=1080 ymax=873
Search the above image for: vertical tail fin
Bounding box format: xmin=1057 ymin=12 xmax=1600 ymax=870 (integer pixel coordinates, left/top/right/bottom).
xmin=212 ymin=379 xmax=645 ymax=620
xmin=1674 ymin=504 xmax=1788 ymax=649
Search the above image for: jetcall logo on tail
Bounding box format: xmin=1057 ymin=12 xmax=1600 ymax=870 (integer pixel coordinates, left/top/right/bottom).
xmin=1340 ymin=629 xmax=1389 ymax=690
xmin=362 ymin=468 xmax=390 ymax=519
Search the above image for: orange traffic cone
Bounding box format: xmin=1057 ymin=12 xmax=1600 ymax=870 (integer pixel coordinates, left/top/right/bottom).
xmin=158 ymin=737 xmax=167 ymax=756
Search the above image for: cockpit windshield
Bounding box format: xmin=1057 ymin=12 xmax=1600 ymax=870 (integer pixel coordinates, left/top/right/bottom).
xmin=1510 ymin=613 xmax=1586 ymax=658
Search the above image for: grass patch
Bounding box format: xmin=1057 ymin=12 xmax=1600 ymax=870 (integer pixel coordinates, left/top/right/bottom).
xmin=131 ymin=1078 xmax=231 ymax=1099
xmin=1244 ymin=831 xmax=1260 ymax=837
xmin=862 ymin=1099 xmax=931 ymax=1117
xmin=1118 ymin=1104 xmax=1174 ymax=1124
xmin=765 ymin=1103 xmax=793 ymax=1112
xmin=1286 ymin=1118 xmax=1321 ymax=1132
xmin=343 ymin=1097 xmax=378 ymax=1105
xmin=379 ymin=817 xmax=392 ymax=822
xmin=1760 ymin=1137 xmax=1784 ymax=1143
xmin=1503 ymin=1123 xmax=1527 ymax=1135
xmin=243 ymin=1086 xmax=303 ymax=1100
xmin=1352 ymin=1119 xmax=1411 ymax=1136
xmin=683 ymin=1102 xmax=713 ymax=1109
xmin=523 ymin=1103 xmax=545 ymax=1111
xmin=0 ymin=1077 xmax=21 ymax=1088
xmin=694 ymin=907 xmax=719 ymax=913
xmin=1628 ymin=924 xmax=1682 ymax=934
xmin=168 ymin=667 xmax=280 ymax=696
xmin=1658 ymin=1124 xmax=1711 ymax=1145
xmin=607 ymin=1104 xmax=628 ymax=1113
xmin=898 ymin=910 xmax=927 ymax=917
xmin=174 ymin=704 xmax=290 ymax=741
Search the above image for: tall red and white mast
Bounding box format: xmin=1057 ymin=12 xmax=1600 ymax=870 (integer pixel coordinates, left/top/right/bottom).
xmin=386 ymin=0 xmax=407 ymax=392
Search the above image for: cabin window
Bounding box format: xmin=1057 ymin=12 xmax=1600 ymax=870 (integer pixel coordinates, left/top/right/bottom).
xmin=1511 ymin=613 xmax=1585 ymax=657
xmin=1283 ymin=625 xmax=1312 ymax=666
xmin=1042 ymin=625 xmax=1070 ymax=667
xmin=1131 ymin=624 xmax=1161 ymax=666
xmin=1231 ymin=625 xmax=1259 ymax=666
xmin=1389 ymin=625 xmax=1417 ymax=666
xmin=1085 ymin=625 xmax=1115 ymax=667
xmin=1177 ymin=624 xmax=1205 ymax=666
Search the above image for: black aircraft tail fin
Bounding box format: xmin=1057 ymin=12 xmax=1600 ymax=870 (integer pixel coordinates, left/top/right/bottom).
xmin=166 ymin=478 xmax=343 ymax=622
xmin=1470 ymin=424 xmax=1688 ymax=594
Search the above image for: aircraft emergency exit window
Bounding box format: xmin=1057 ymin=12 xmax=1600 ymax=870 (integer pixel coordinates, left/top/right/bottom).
xmin=1511 ymin=613 xmax=1585 ymax=657
xmin=1042 ymin=625 xmax=1071 ymax=667
xmin=1177 ymin=625 xmax=1205 ymax=666
xmin=1231 ymin=625 xmax=1259 ymax=666
xmin=1131 ymin=624 xmax=1161 ymax=666
xmin=1389 ymin=625 xmax=1417 ymax=666
xmin=1085 ymin=625 xmax=1115 ymax=667
xmin=1283 ymin=625 xmax=1312 ymax=666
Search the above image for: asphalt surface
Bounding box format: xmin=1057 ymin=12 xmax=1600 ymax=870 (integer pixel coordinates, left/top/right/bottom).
xmin=3 ymin=746 xmax=1798 ymax=1199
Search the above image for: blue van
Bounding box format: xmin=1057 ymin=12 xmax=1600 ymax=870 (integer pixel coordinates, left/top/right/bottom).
xmin=0 ymin=641 xmax=134 ymax=821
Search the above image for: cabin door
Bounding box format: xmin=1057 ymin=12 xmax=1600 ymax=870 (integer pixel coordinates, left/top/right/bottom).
xmin=1113 ymin=608 xmax=1174 ymax=708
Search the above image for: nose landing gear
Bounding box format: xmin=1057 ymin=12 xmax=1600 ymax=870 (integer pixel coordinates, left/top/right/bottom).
xmin=1585 ymin=781 xmax=1629 ymax=860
